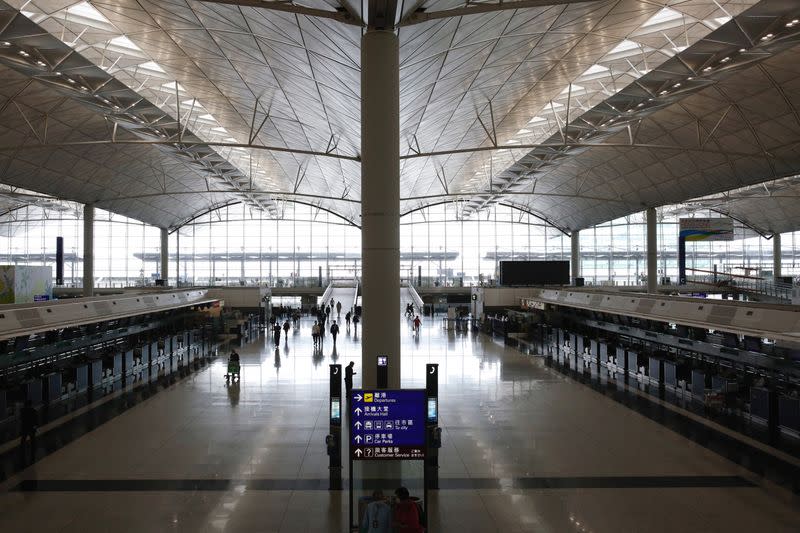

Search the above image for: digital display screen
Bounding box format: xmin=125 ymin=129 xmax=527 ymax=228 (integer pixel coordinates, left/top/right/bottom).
xmin=377 ymin=356 xmax=388 ymax=366
xmin=427 ymin=398 xmax=438 ymax=422
xmin=330 ymin=399 xmax=340 ymax=422
xmin=499 ymin=260 xmax=570 ymax=286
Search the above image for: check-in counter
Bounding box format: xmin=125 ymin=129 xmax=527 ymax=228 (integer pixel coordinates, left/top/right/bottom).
xmin=113 ymin=351 xmax=123 ymax=379
xmin=663 ymin=360 xmax=677 ymax=389
xmin=24 ymin=379 xmax=43 ymax=405
xmin=169 ymin=335 xmax=179 ymax=373
xmin=613 ymin=346 xmax=625 ymax=376
xmin=648 ymin=356 xmax=664 ymax=387
xmin=89 ymin=359 xmax=103 ymax=389
xmin=750 ymin=387 xmax=774 ymax=427
xmin=691 ymin=369 xmax=708 ymax=399
xmin=44 ymin=372 xmax=63 ymax=403
xmin=599 ymin=342 xmax=609 ymax=367
xmin=779 ymin=395 xmax=800 ymax=434
xmin=74 ymin=363 xmax=88 ymax=392
xmin=123 ymin=349 xmax=135 ymax=378
xmin=626 ymin=350 xmax=640 ymax=379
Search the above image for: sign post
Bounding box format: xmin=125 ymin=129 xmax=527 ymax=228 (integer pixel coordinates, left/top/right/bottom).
xmin=349 ymin=388 xmax=428 ymax=530
xmin=328 ymin=364 xmax=342 ymax=490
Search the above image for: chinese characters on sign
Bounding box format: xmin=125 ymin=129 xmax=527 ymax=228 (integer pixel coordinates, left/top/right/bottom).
xmin=350 ymin=389 xmax=426 ymax=460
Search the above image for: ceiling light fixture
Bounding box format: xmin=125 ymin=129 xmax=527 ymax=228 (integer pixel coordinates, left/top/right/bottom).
xmin=19 ymin=50 xmax=29 ymax=57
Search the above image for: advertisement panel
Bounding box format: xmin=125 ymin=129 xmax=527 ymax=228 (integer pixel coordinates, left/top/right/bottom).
xmin=679 ymin=218 xmax=734 ymax=241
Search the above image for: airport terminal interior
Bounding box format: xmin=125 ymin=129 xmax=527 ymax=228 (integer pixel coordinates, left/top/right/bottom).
xmin=0 ymin=0 xmax=800 ymax=531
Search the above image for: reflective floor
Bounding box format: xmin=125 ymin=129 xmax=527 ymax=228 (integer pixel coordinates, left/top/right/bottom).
xmin=1 ymin=316 xmax=799 ymax=532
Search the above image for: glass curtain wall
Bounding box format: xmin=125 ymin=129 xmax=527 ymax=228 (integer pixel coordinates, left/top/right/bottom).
xmin=0 ymin=205 xmax=160 ymax=288
xmin=2 ymin=201 xmax=800 ymax=289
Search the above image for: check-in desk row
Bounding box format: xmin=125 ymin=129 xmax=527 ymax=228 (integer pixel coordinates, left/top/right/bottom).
xmin=544 ymin=327 xmax=800 ymax=437
xmin=0 ymin=328 xmax=215 ymax=421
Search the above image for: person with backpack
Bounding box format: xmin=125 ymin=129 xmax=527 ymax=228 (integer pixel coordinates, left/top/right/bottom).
xmin=330 ymin=320 xmax=340 ymax=345
xmin=392 ymin=486 xmax=423 ymax=533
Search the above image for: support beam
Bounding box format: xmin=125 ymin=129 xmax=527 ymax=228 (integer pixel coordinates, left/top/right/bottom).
xmin=571 ymin=230 xmax=580 ymax=284
xmin=82 ymin=204 xmax=94 ymax=297
xmin=160 ymin=228 xmax=169 ymax=286
xmin=400 ymin=0 xmax=601 ymax=26
xmin=773 ymin=233 xmax=782 ymax=279
xmin=197 ymin=0 xmax=363 ymax=26
xmin=361 ymin=30 xmax=400 ymax=389
xmin=647 ymin=207 xmax=657 ymax=294
xmin=176 ymin=230 xmax=181 ymax=288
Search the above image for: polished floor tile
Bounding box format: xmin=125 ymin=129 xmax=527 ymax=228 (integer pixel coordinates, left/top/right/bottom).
xmin=0 ymin=314 xmax=798 ymax=532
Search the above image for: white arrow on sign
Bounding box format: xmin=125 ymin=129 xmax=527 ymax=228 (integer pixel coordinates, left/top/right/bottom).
xmin=354 ymin=407 xmax=362 ymax=416
xmin=354 ymin=421 xmax=362 ymax=429
xmin=354 ymin=394 xmax=362 ymax=402
xmin=354 ymin=448 xmax=363 ymax=457
xmin=354 ymin=435 xmax=362 ymax=443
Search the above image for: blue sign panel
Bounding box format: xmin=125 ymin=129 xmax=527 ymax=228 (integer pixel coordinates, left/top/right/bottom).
xmin=350 ymin=389 xmax=426 ymax=460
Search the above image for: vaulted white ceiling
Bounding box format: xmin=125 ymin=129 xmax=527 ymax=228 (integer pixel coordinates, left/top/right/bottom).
xmin=0 ymin=0 xmax=798 ymax=233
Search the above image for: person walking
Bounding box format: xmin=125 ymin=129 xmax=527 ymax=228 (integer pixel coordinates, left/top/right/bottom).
xmin=413 ymin=315 xmax=421 ymax=335
xmin=312 ymin=321 xmax=320 ymax=348
xmin=282 ymin=319 xmax=290 ymax=340
xmin=19 ymin=400 xmax=37 ymax=462
xmin=273 ymin=322 xmax=282 ymax=346
xmin=353 ymin=313 xmax=360 ymax=332
xmin=345 ymin=361 xmax=356 ymax=395
xmin=345 ymin=311 xmax=351 ymax=332
xmin=330 ymin=320 xmax=340 ymax=345
xmin=336 ymin=300 xmax=342 ymax=316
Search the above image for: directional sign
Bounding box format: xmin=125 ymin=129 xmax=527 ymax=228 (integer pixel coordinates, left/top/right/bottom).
xmin=350 ymin=389 xmax=426 ymax=460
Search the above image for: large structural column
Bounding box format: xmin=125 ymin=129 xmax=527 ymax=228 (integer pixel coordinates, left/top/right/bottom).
xmin=82 ymin=204 xmax=94 ymax=297
xmin=773 ymin=233 xmax=782 ymax=279
xmin=160 ymin=228 xmax=169 ymax=286
xmin=646 ymin=207 xmax=657 ymax=293
xmin=571 ymin=230 xmax=581 ymax=284
xmin=361 ymin=30 xmax=400 ymax=389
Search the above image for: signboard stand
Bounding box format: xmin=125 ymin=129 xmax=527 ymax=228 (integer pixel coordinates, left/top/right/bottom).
xmin=348 ymin=388 xmax=429 ymax=531
xmin=328 ymin=365 xmax=342 ymax=490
